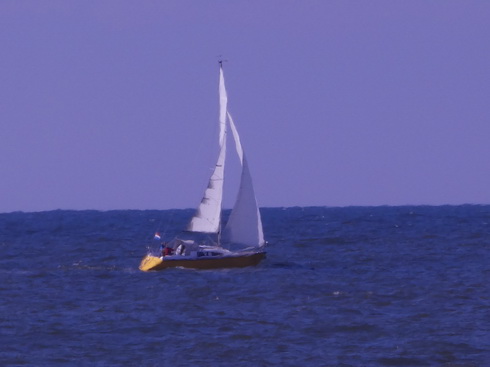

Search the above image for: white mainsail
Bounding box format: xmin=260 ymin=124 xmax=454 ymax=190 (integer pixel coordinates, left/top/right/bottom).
xmin=186 ymin=68 xmax=228 ymax=233
xmin=188 ymin=65 xmax=264 ymax=248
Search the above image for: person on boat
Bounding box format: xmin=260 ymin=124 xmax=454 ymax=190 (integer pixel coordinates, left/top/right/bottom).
xmin=161 ymin=243 xmax=173 ymax=257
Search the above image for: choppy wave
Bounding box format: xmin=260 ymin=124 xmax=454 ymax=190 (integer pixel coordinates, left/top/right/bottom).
xmin=1 ymin=206 xmax=489 ymax=366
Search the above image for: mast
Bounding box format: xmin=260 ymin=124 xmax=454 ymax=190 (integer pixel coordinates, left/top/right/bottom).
xmin=217 ymin=59 xmax=225 ymax=247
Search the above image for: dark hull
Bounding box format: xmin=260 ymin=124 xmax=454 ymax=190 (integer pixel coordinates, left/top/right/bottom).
xmin=139 ymin=251 xmax=266 ymax=271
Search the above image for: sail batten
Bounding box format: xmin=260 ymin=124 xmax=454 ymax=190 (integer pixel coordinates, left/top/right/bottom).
xmin=186 ymin=138 xmax=226 ymax=233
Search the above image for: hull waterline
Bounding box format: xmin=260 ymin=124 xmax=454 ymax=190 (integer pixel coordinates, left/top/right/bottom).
xmin=139 ymin=251 xmax=266 ymax=271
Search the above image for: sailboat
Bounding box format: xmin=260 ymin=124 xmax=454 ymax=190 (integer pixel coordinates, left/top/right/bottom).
xmin=139 ymin=63 xmax=266 ymax=271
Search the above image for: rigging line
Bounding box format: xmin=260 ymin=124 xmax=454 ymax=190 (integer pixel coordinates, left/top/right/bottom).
xmin=180 ymin=84 xmax=221 ymax=212
xmin=142 ymin=209 xmax=175 ymax=256
xmin=155 ymin=209 xmax=175 ymax=241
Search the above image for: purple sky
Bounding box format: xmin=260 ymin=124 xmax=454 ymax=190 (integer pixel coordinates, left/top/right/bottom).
xmin=1 ymin=1 xmax=489 ymax=212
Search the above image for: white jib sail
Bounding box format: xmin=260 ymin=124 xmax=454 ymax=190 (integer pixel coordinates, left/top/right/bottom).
xmin=223 ymin=112 xmax=265 ymax=247
xmin=186 ymin=67 xmax=228 ymax=233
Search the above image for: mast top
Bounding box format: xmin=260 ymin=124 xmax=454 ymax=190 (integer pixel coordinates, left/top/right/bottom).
xmin=218 ymin=57 xmax=228 ymax=68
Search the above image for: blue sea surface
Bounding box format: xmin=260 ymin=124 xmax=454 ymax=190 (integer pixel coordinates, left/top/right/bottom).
xmin=0 ymin=206 xmax=489 ymax=366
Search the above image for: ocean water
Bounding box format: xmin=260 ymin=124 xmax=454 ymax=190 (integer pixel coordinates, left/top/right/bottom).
xmin=0 ymin=206 xmax=489 ymax=366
